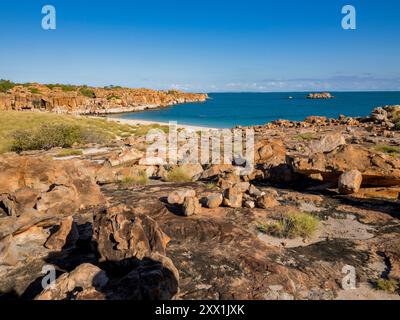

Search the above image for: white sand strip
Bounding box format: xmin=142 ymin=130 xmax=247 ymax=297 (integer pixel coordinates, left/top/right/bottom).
xmin=106 ymin=117 xmax=218 ymax=131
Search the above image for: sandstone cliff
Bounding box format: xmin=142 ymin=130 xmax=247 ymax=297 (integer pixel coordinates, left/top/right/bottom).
xmin=0 ymin=83 xmax=208 ymax=115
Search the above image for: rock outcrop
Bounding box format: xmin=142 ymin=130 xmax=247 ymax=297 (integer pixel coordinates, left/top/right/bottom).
xmin=307 ymin=92 xmax=334 ymax=99
xmin=289 ymin=145 xmax=400 ymax=187
xmin=0 ymin=84 xmax=208 ymax=115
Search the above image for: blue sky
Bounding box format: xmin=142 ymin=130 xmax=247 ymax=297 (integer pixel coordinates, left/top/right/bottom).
xmin=0 ymin=0 xmax=399 ymax=92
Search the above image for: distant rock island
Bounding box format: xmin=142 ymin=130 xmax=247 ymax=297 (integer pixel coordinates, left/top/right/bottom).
xmin=307 ymin=92 xmax=334 ymax=99
xmin=0 ymin=80 xmax=208 ymax=115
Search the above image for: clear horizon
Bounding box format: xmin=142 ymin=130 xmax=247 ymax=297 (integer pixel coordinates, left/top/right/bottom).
xmin=1 ymin=0 xmax=400 ymax=92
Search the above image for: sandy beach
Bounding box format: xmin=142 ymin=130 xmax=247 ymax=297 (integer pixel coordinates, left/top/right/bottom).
xmin=106 ymin=117 xmax=218 ymax=131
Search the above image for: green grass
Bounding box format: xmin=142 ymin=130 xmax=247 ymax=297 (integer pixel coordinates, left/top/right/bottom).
xmin=45 ymin=83 xmax=77 ymax=92
xmin=132 ymin=124 xmax=169 ymax=136
xmin=55 ymin=149 xmax=83 ymax=157
xmin=29 ymin=87 xmax=41 ymax=94
xmin=107 ymin=94 xmax=120 ymax=101
xmin=375 ymin=279 xmax=399 ymax=293
xmin=167 ymin=90 xmax=179 ymax=95
xmin=0 ymin=111 xmax=138 ymax=153
xmin=0 ymin=79 xmax=17 ymax=93
xmin=79 ymin=87 xmax=96 ymax=98
xmin=374 ymin=145 xmax=400 ymax=155
xmin=119 ymin=171 xmax=149 ymax=186
xmin=165 ymin=167 xmax=193 ymax=183
xmin=258 ymin=212 xmax=319 ymax=239
xmin=205 ymin=181 xmax=218 ymax=189
xmin=295 ymin=132 xmax=316 ymax=141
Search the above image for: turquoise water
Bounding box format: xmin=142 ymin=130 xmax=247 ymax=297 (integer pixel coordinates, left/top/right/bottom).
xmin=111 ymin=92 xmax=400 ymax=128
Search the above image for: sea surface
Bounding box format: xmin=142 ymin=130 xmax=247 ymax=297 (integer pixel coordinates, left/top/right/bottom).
xmin=110 ymin=92 xmax=400 ymax=128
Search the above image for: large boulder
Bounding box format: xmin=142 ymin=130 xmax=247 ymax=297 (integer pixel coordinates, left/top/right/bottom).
xmin=35 ymin=263 xmax=109 ymax=300
xmin=309 ymin=132 xmax=346 ymax=154
xmin=289 ymin=145 xmax=400 ymax=187
xmin=0 ymin=156 xmax=105 ymax=244
xmin=0 ymin=155 xmax=104 ymax=217
xmin=93 ymin=205 xmax=171 ymax=262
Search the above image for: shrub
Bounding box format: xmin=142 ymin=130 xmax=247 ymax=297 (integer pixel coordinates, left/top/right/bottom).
xmin=107 ymin=94 xmax=120 ymax=101
xmin=167 ymin=90 xmax=179 ymax=95
xmin=133 ymin=124 xmax=169 ymax=136
xmin=80 ymin=88 xmax=96 ymax=98
xmin=165 ymin=167 xmax=192 ymax=183
xmin=45 ymin=84 xmax=77 ymax=92
xmin=375 ymin=278 xmax=399 ymax=293
xmin=374 ymin=145 xmax=400 ymax=155
xmin=29 ymin=88 xmax=41 ymax=94
xmin=395 ymin=122 xmax=400 ymax=131
xmin=0 ymin=79 xmax=17 ymax=93
xmin=10 ymin=123 xmax=109 ymax=152
xmin=120 ymin=171 xmax=149 ymax=186
xmin=259 ymin=212 xmax=319 ymax=239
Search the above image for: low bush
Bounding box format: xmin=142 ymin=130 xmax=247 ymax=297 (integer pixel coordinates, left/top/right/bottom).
xmin=165 ymin=167 xmax=192 ymax=183
xmin=375 ymin=278 xmax=399 ymax=293
xmin=374 ymin=145 xmax=400 ymax=155
xmin=79 ymin=87 xmax=96 ymax=98
xmin=10 ymin=123 xmax=109 ymax=152
xmin=0 ymin=79 xmax=17 ymax=93
xmin=258 ymin=212 xmax=319 ymax=239
xmin=120 ymin=171 xmax=149 ymax=186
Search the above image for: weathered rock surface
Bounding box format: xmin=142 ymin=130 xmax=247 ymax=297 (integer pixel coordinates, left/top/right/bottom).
xmin=44 ymin=216 xmax=75 ymax=251
xmin=93 ymin=205 xmax=170 ymax=262
xmin=309 ymin=132 xmax=346 ymax=154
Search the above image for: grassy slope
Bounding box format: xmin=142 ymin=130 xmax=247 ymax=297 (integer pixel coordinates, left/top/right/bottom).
xmin=0 ymin=111 xmax=167 ymax=153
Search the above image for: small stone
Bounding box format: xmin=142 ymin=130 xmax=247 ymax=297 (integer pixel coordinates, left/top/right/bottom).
xmin=223 ymin=186 xmax=243 ymax=208
xmin=338 ymin=170 xmax=362 ymax=194
xmin=183 ymin=196 xmax=202 ymax=216
xmin=206 ymin=193 xmax=223 ymax=209
xmin=257 ymin=194 xmax=279 ymax=209
xmin=248 ymin=184 xmax=263 ymax=197
xmin=244 ymin=200 xmax=255 ymax=209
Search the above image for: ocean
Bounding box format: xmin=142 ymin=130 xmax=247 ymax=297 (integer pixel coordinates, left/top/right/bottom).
xmin=111 ymin=92 xmax=400 ymax=128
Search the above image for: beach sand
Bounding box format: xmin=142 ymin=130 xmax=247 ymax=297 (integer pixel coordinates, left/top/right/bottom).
xmin=106 ymin=117 xmax=218 ymax=131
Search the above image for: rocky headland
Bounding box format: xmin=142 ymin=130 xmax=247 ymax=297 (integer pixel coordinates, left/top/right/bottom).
xmin=0 ymin=105 xmax=400 ymax=300
xmin=0 ymin=81 xmax=208 ymax=115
